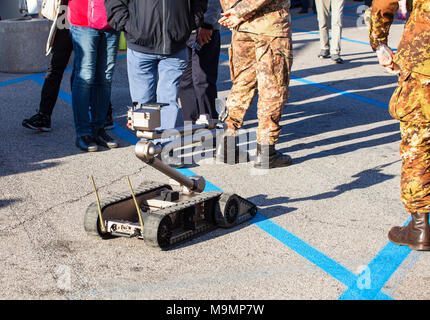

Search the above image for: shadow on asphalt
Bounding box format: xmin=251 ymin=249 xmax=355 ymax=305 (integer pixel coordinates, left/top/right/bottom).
xmin=285 ymin=160 xmax=399 ymax=203
xmin=0 ymin=198 xmax=22 ymax=209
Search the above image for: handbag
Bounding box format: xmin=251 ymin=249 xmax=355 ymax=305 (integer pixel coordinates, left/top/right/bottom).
xmin=41 ymin=0 xmax=61 ymax=21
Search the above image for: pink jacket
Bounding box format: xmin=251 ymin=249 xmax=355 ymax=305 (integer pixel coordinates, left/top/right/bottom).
xmin=67 ymin=0 xmax=111 ymax=29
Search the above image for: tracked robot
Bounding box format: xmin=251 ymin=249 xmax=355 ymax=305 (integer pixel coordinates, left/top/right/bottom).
xmin=84 ymin=102 xmax=257 ymax=250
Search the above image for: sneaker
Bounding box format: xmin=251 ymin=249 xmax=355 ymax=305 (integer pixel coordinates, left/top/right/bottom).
xmin=22 ymin=112 xmax=51 ymax=132
xmin=331 ymin=54 xmax=344 ymax=64
xmin=104 ymin=104 xmax=114 ymax=130
xmin=94 ymin=128 xmax=119 ymax=148
xmin=318 ymin=50 xmax=330 ymax=59
xmin=76 ymin=135 xmax=98 ymax=152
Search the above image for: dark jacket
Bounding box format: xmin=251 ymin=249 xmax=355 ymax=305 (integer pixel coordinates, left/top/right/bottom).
xmin=105 ymin=0 xmax=208 ymax=55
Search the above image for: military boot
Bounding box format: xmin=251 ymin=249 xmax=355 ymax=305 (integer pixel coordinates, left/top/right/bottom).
xmin=388 ymin=212 xmax=430 ymax=251
xmin=254 ymin=144 xmax=292 ymax=169
xmin=215 ymin=131 xmax=249 ymax=165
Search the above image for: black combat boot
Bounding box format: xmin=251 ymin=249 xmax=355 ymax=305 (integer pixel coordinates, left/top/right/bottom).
xmin=215 ymin=132 xmax=249 ymax=165
xmin=388 ymin=212 xmax=430 ymax=251
xmin=254 ymin=144 xmax=292 ymax=169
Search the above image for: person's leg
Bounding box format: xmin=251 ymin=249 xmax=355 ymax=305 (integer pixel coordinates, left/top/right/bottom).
xmin=91 ymin=28 xmax=120 ymax=135
xmin=39 ymin=28 xmax=73 ymax=116
xmin=193 ymin=30 xmax=221 ymax=120
xmin=254 ymin=35 xmax=292 ymax=145
xmin=315 ymin=0 xmax=331 ymax=54
xmin=22 ymin=28 xmax=73 ymax=132
xmin=127 ymin=48 xmax=158 ymax=106
xmin=157 ymin=47 xmax=189 ymax=130
xmin=216 ymin=31 xmax=256 ymax=164
xmin=387 ymin=72 xmax=430 ymax=250
xmin=330 ymin=0 xmax=345 ymax=56
xmin=70 ymin=25 xmax=99 ymax=140
xmin=224 ymin=31 xmax=257 ymax=132
xmin=178 ymin=34 xmax=199 ymax=123
xmin=253 ymin=34 xmax=293 ymax=169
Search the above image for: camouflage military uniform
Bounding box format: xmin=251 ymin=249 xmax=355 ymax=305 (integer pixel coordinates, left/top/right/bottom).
xmin=220 ymin=0 xmax=292 ymax=145
xmin=370 ymin=0 xmax=430 ymax=213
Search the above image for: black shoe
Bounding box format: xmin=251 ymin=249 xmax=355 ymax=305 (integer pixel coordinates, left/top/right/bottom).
xmin=318 ymin=50 xmax=330 ymax=59
xmin=254 ymin=144 xmax=292 ymax=169
xmin=331 ymin=54 xmax=344 ymax=64
xmin=298 ymin=8 xmax=309 ymax=13
xmin=76 ymin=135 xmax=98 ymax=152
xmin=104 ymin=104 xmax=114 ymax=130
xmin=94 ymin=129 xmax=119 ymax=148
xmin=22 ymin=112 xmax=51 ymax=132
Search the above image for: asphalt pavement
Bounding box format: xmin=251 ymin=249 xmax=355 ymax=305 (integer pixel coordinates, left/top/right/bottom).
xmin=1 ymin=1 xmax=428 ymax=300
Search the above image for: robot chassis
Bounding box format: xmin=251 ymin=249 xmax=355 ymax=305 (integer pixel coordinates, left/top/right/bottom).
xmin=84 ymin=103 xmax=257 ymax=250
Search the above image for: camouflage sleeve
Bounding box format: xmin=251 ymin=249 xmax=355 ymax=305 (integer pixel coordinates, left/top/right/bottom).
xmin=369 ymin=0 xmax=399 ymax=51
xmin=233 ymin=0 xmax=274 ymax=19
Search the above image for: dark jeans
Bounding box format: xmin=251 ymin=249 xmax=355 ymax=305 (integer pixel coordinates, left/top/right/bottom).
xmin=179 ymin=30 xmax=221 ymax=123
xmin=364 ymin=0 xmax=372 ymax=7
xmin=39 ymin=28 xmax=73 ymax=116
xmin=70 ymin=25 xmax=119 ymax=137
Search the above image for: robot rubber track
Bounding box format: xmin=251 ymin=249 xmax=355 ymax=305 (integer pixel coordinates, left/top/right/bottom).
xmin=85 ymin=181 xmax=257 ymax=250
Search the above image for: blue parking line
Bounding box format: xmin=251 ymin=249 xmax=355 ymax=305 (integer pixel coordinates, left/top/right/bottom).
xmin=0 ymin=74 xmax=41 ymax=87
xmin=291 ymin=76 xmax=388 ymax=109
xmin=291 ymin=27 xmax=398 ymax=51
xmin=0 ymin=54 xmax=127 ymax=88
xmin=218 ymin=51 xmax=389 ymax=111
xmin=339 ymin=243 xmax=411 ymax=300
xmin=31 ymin=76 xmax=73 ymax=104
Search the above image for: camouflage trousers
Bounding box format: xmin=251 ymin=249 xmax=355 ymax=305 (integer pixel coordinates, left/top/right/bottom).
xmin=225 ymin=31 xmax=293 ymax=145
xmin=389 ymin=70 xmax=430 ymax=213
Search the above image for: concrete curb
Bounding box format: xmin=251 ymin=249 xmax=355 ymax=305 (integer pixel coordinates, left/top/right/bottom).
xmin=0 ymin=18 xmax=50 ymax=73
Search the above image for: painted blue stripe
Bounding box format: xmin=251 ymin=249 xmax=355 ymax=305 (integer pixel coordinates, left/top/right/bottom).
xmin=31 ymin=76 xmax=73 ymax=104
xmin=0 ymin=74 xmax=41 ymax=87
xmin=292 ymin=27 xmax=375 ymax=46
xmin=0 ymin=54 xmax=127 ymax=88
xmin=291 ymin=27 xmax=398 ymax=51
xmin=339 ymin=219 xmax=412 ymax=300
xmin=252 ymin=212 xmax=358 ymax=288
xmin=218 ymin=52 xmax=389 ymax=109
xmin=291 ymin=76 xmax=388 ymax=109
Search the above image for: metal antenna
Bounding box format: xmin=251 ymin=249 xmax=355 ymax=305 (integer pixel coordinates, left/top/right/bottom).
xmin=126 ymin=176 xmax=145 ymax=235
xmin=90 ymin=175 xmax=106 ymax=233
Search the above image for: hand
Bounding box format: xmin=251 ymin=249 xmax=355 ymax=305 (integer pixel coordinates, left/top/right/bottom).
xmin=376 ymin=44 xmax=401 ymax=75
xmin=218 ymin=9 xmax=245 ymax=29
xmin=198 ymin=27 xmax=213 ymax=46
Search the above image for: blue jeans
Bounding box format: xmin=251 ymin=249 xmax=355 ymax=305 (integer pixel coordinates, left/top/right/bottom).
xmin=70 ymin=25 xmax=119 ymax=137
xmin=127 ymin=48 xmax=188 ymax=133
